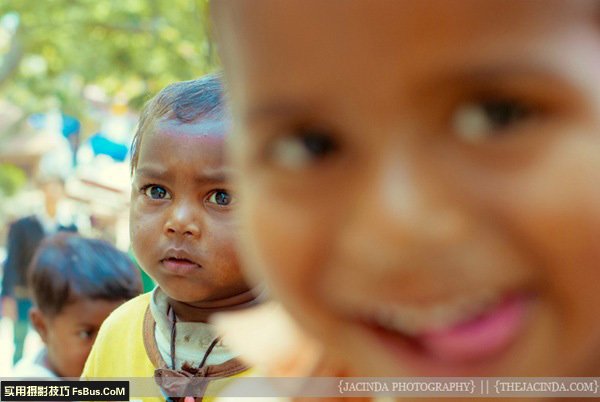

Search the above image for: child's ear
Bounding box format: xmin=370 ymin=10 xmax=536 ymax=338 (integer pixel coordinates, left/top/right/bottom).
xmin=29 ymin=307 xmax=49 ymax=343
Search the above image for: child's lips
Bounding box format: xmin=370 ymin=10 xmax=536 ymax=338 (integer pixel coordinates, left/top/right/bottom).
xmin=160 ymin=256 xmax=202 ymax=274
xmin=352 ymin=291 xmax=534 ymax=372
xmin=160 ymin=247 xmax=202 ymax=275
xmin=419 ymin=294 xmax=530 ymax=362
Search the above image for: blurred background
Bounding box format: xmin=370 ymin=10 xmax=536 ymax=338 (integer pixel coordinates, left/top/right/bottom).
xmin=0 ymin=0 xmax=217 ymax=375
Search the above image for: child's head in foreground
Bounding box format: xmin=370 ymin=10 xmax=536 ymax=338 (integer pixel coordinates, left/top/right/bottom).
xmin=130 ymin=74 xmax=249 ymax=319
xmin=28 ymin=232 xmax=141 ymax=377
xmin=212 ymin=0 xmax=600 ymax=380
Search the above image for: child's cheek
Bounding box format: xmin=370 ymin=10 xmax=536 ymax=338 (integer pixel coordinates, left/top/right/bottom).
xmin=242 ymin=192 xmax=319 ymax=289
xmin=239 ymin=180 xmax=343 ymax=333
xmin=475 ymin=131 xmax=600 ymax=370
xmin=495 ymin=133 xmax=600 ymax=276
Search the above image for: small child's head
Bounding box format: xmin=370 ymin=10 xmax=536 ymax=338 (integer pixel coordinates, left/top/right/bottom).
xmin=28 ymin=232 xmax=142 ymax=377
xmin=130 ymin=74 xmax=249 ymax=310
xmin=212 ymin=1 xmax=600 ymax=379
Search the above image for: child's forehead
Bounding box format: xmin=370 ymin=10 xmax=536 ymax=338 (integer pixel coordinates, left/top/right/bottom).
xmin=215 ymin=1 xmax=598 ymax=123
xmin=216 ymin=0 xmax=591 ymax=33
xmin=54 ymin=297 xmax=122 ymax=319
xmin=215 ymin=1 xmax=595 ymax=81
xmin=135 ymin=118 xmax=229 ymax=174
xmin=153 ymin=116 xmax=227 ymax=138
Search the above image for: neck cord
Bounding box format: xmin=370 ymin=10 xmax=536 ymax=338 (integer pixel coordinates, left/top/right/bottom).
xmin=168 ymin=305 xmax=221 ymax=371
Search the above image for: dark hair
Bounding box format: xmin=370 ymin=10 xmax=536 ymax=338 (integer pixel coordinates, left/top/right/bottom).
xmin=28 ymin=232 xmax=142 ymax=317
xmin=0 ymin=216 xmax=45 ymax=297
xmin=130 ymin=73 xmax=226 ymax=174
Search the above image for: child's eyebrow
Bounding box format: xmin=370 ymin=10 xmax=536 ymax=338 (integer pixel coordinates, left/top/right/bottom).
xmin=134 ymin=166 xmax=169 ymax=180
xmin=195 ymin=172 xmax=229 ymax=184
xmin=135 ymin=166 xmax=230 ymax=184
xmin=436 ymin=63 xmax=569 ymax=86
xmin=243 ymin=100 xmax=314 ymax=126
xmin=416 ymin=58 xmax=585 ymax=97
xmin=244 ymin=62 xmax=579 ymax=126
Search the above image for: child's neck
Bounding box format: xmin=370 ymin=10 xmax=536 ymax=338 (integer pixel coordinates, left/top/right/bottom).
xmin=167 ymin=288 xmax=257 ymax=323
xmin=42 ymin=349 xmax=61 ymax=377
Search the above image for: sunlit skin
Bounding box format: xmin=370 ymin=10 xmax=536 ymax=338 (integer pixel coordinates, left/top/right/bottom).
xmin=130 ymin=118 xmax=249 ymax=321
xmin=30 ymin=298 xmax=125 ymax=377
xmin=212 ymin=0 xmax=600 ymax=386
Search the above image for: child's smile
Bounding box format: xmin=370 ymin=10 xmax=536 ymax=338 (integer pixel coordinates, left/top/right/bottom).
xmin=330 ymin=291 xmax=536 ymax=375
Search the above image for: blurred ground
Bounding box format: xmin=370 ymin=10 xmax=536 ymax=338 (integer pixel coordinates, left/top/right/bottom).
xmin=0 ymin=316 xmax=43 ymax=376
xmin=0 ymin=317 xmax=43 ymax=377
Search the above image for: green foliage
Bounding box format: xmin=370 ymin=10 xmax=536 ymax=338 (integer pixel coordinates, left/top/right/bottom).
xmin=0 ymin=163 xmax=26 ymax=196
xmin=0 ymin=0 xmax=218 ymax=117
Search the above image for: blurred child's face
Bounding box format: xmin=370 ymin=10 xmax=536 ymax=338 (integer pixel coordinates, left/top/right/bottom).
xmin=32 ymin=299 xmax=124 ymax=377
xmin=214 ymin=0 xmax=600 ymax=377
xmin=130 ymin=118 xmax=247 ymax=305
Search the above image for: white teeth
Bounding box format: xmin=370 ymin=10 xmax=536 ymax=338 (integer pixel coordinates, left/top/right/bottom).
xmin=364 ymin=292 xmax=501 ymax=336
xmin=393 ymin=308 xmax=421 ymax=336
xmin=372 ymin=305 xmax=420 ymax=336
xmin=373 ymin=307 xmax=395 ymax=332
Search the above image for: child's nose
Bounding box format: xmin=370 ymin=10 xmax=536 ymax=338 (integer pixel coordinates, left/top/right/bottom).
xmin=164 ymin=201 xmax=202 ymax=237
xmin=344 ymin=150 xmax=467 ymax=255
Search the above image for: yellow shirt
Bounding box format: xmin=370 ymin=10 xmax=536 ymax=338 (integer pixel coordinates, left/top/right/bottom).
xmin=82 ymin=293 xmax=155 ymax=377
xmin=82 ymin=292 xmax=247 ymax=401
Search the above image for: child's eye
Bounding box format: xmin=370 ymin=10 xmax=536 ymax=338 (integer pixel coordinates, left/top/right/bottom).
xmin=207 ymin=190 xmax=234 ymax=206
xmin=452 ymin=98 xmax=533 ymax=142
xmin=142 ymin=185 xmax=171 ymax=200
xmin=77 ymin=330 xmax=93 ymax=340
xmin=268 ymin=128 xmax=338 ymax=169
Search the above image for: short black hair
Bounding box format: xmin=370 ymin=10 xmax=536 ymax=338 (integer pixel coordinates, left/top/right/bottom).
xmin=28 ymin=232 xmax=142 ymax=317
xmin=1 ymin=216 xmax=45 ymax=297
xmin=130 ymin=73 xmax=226 ymax=174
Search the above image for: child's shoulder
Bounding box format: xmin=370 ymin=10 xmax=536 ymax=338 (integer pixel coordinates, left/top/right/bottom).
xmin=111 ymin=290 xmax=152 ymax=315
xmin=12 ymin=349 xmax=56 ymax=378
xmin=98 ymin=291 xmax=152 ymax=337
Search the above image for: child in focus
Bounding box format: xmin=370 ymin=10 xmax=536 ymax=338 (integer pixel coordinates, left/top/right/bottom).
xmin=12 ymin=232 xmax=141 ymax=377
xmin=82 ymin=75 xmax=255 ymax=400
xmin=211 ymin=1 xmax=600 ymax=400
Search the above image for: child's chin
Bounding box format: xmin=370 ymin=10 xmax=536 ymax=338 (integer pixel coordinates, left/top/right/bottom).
xmin=174 ymin=294 xmax=212 ymax=304
xmin=352 ymin=339 xmax=561 ymax=380
xmin=162 ymin=281 xmax=212 ymax=301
